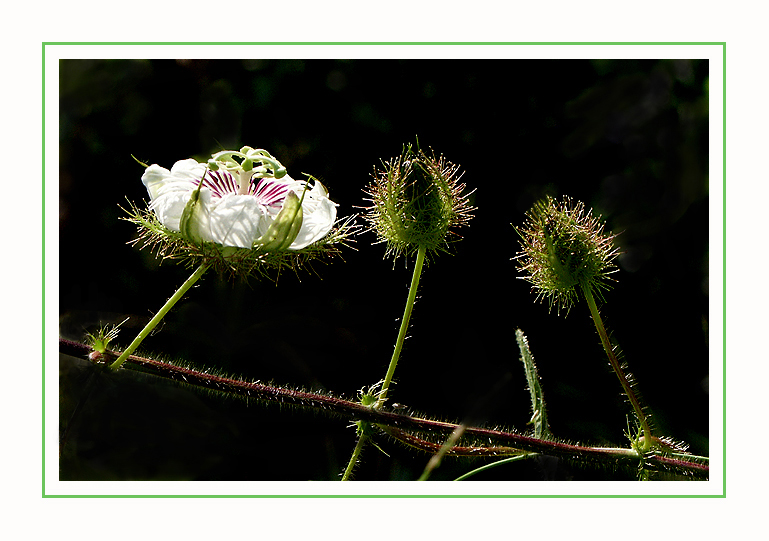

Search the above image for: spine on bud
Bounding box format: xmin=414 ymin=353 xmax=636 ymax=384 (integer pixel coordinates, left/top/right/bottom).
xmin=515 ymin=196 xmax=619 ymax=315
xmin=363 ymin=142 xmax=474 ymax=260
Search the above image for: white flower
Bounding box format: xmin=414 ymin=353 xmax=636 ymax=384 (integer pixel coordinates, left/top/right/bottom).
xmin=141 ymin=158 xmax=337 ymax=250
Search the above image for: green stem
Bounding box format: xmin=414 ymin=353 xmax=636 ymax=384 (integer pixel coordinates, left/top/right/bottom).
xmin=341 ymin=432 xmax=367 ymax=481
xmin=581 ymin=284 xmax=653 ymax=451
xmin=377 ymin=245 xmax=427 ymax=407
xmin=453 ymin=454 xmax=536 ymax=481
xmin=342 ymin=246 xmax=425 ymax=479
xmin=110 ymin=263 xmax=209 ymax=371
xmin=417 ymin=423 xmax=466 ymax=481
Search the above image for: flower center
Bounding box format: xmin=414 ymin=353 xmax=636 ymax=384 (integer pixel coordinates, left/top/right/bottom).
xmin=252 ymin=177 xmax=290 ymax=210
xmin=199 ymin=170 xmax=289 ymax=210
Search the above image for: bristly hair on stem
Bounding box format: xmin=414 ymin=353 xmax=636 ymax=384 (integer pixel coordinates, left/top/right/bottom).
xmin=60 ymin=338 xmax=709 ymax=479
xmin=514 ymin=195 xmax=620 ymax=315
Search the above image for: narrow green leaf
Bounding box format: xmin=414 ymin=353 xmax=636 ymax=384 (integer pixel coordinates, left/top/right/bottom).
xmin=516 ymin=328 xmax=549 ymax=439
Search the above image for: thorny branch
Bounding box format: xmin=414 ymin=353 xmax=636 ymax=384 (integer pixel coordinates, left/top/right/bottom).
xmin=59 ymin=338 xmax=708 ymax=479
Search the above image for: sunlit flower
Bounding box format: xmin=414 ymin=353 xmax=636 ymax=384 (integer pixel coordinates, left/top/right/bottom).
xmin=141 ymin=156 xmax=337 ymax=250
xmin=125 ymin=146 xmax=355 ymax=279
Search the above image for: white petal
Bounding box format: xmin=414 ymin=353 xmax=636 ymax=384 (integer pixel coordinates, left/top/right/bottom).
xmin=289 ymin=184 xmax=338 ymax=250
xmin=149 ymin=190 xmax=193 ymax=231
xmin=141 ymin=164 xmax=172 ymax=200
xmin=169 ymin=158 xmax=208 ymax=181
xmin=142 ymin=159 xmax=208 ymax=231
xmin=142 ymin=159 xmax=206 ymax=199
xmin=205 ymin=195 xmax=266 ymax=248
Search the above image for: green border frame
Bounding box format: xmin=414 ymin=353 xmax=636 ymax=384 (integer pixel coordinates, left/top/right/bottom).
xmin=44 ymin=41 xmax=726 ymax=498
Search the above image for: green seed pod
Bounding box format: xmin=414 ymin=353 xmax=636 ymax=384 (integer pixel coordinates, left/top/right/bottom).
xmin=363 ymin=143 xmax=474 ymax=260
xmin=515 ymin=196 xmax=619 ymax=314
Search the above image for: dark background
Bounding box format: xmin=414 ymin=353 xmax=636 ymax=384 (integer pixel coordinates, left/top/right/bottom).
xmin=59 ymin=57 xmax=709 ymax=481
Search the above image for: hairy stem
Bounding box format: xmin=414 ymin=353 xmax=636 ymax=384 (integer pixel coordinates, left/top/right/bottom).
xmin=110 ymin=263 xmax=208 ymax=370
xmin=377 ymin=244 xmax=426 ymax=407
xmin=344 ymin=245 xmax=426 ymax=479
xmin=341 ymin=432 xmax=367 ymax=481
xmin=581 ymin=284 xmax=653 ymax=451
xmin=60 ymin=339 xmax=707 ymax=478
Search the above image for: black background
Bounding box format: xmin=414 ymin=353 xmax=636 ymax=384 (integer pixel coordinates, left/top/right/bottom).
xmin=59 ymin=57 xmax=709 ymax=481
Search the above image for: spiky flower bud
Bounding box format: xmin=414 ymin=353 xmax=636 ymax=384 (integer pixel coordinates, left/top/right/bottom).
xmin=515 ymin=196 xmax=619 ymax=314
xmin=363 ymin=143 xmax=474 ymax=259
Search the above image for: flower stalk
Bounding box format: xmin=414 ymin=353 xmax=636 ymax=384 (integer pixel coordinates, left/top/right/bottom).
xmin=341 ymin=244 xmax=425 ymax=480
xmin=341 ymin=433 xmax=367 ymax=481
xmin=377 ymin=244 xmax=426 ymax=408
xmin=109 ymin=263 xmax=209 ymax=370
xmin=363 ymin=142 xmax=473 ymax=406
xmin=582 ymin=284 xmax=652 ymax=451
xmin=342 ymin=142 xmax=474 ymax=480
xmin=515 ymin=196 xmax=654 ymax=453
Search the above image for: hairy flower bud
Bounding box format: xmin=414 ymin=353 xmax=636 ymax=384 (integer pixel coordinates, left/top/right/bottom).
xmin=363 ymin=143 xmax=474 ymax=259
xmin=515 ymin=196 xmax=619 ymax=314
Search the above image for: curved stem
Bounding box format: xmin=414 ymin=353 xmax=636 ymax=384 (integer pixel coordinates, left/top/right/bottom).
xmin=581 ymin=284 xmax=653 ymax=451
xmin=454 ymin=454 xmax=536 ymax=481
xmin=377 ymin=245 xmax=427 ymax=407
xmin=109 ymin=263 xmax=209 ymax=370
xmin=341 ymin=432 xmax=367 ymax=481
xmin=417 ymin=423 xmax=466 ymax=481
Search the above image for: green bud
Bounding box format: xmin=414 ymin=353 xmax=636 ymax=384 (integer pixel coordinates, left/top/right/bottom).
xmin=85 ymin=317 xmax=129 ymax=358
xmin=363 ymin=142 xmax=474 ymax=260
xmin=515 ymin=196 xmax=619 ymax=315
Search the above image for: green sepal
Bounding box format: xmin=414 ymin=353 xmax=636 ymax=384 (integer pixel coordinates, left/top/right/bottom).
xmin=254 ymin=191 xmax=303 ymax=251
xmin=130 ymin=154 xmax=149 ymax=168
xmin=179 ymin=175 xmax=206 ymax=244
